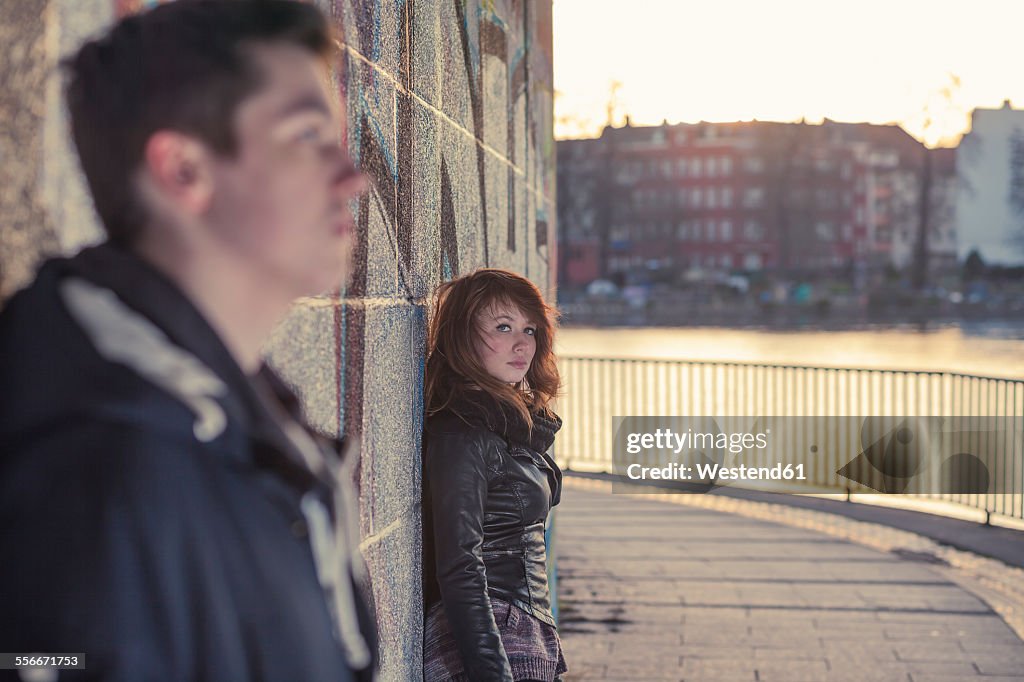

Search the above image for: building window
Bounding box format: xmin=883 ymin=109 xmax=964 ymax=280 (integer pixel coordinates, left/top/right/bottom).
xmin=721 ymin=156 xmax=733 ymax=176
xmin=721 ymin=221 xmax=733 ymax=241
xmin=707 ymin=221 xmax=717 ymax=242
xmin=691 ymin=157 xmax=702 ymax=177
xmin=744 ymin=220 xmax=763 ymax=240
xmin=816 ymin=189 xmax=837 ymax=209
xmin=706 ymin=157 xmax=717 ymax=177
xmin=691 ymin=187 xmax=703 ymax=208
xmin=721 ymin=187 xmax=733 ymax=208
xmin=676 ymin=157 xmax=688 ymax=176
xmin=744 ymin=157 xmax=764 ymax=173
xmin=706 ymin=187 xmax=717 ymax=209
xmin=743 ymin=187 xmax=764 ymax=208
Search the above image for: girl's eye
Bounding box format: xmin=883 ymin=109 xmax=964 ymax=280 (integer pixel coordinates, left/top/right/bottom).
xmin=525 ymin=327 xmax=536 ymax=336
xmin=496 ymin=323 xmax=511 ymax=332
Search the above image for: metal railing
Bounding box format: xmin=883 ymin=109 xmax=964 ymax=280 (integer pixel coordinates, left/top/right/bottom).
xmin=555 ymin=356 xmax=1024 ymax=522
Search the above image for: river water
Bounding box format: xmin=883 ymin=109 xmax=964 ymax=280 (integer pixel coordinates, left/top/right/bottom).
xmin=557 ymin=324 xmax=1024 ymax=380
xmin=554 ymin=325 xmax=1024 ymax=526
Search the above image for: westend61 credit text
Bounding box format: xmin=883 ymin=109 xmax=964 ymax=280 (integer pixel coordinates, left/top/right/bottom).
xmin=626 ymin=461 xmax=806 ymax=482
xmin=622 ymin=426 xmax=804 ymax=483
xmin=611 ymin=416 xmax=1013 ymax=494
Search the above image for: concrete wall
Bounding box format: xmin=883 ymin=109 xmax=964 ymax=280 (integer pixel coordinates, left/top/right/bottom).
xmin=0 ymin=0 xmax=556 ymax=679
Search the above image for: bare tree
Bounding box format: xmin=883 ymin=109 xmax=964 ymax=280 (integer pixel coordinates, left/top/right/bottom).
xmin=1009 ymin=126 xmax=1024 ymax=253
xmin=909 ymin=74 xmax=964 ymax=290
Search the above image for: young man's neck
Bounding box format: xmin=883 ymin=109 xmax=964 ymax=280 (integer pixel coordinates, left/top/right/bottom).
xmin=133 ymin=235 xmax=294 ymax=375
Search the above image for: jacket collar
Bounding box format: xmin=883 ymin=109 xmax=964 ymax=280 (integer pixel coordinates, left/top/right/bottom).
xmin=444 ymin=388 xmax=562 ymax=455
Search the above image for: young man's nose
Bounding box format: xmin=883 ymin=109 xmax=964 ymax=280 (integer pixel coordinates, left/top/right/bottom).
xmin=332 ymin=157 xmax=370 ymax=194
xmin=324 ymin=141 xmax=369 ymax=193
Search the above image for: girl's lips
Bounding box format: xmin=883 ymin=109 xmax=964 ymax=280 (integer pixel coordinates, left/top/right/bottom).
xmin=509 ymin=361 xmax=527 ymax=369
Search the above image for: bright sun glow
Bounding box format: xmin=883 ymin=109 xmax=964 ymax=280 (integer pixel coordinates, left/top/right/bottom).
xmin=553 ymin=0 xmax=1024 ymax=147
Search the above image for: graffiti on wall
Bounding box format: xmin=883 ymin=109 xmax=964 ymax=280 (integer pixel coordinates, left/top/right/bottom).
xmin=328 ymin=0 xmax=556 ymax=436
xmin=324 ymin=5 xmax=555 ymax=669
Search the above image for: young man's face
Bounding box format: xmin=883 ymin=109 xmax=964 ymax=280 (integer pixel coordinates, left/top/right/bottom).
xmin=204 ymin=42 xmax=367 ymax=299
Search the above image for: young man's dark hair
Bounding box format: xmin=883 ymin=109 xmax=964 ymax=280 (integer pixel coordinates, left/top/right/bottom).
xmin=0 ymin=1 xmax=375 ymax=679
xmin=65 ymin=0 xmax=332 ymax=244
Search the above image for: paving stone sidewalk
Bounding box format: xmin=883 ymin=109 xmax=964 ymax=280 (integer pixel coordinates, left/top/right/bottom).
xmin=555 ymin=482 xmax=1024 ymax=682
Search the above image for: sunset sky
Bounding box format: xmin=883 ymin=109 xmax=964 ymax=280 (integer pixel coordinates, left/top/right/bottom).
xmin=552 ymin=0 xmax=1024 ymax=147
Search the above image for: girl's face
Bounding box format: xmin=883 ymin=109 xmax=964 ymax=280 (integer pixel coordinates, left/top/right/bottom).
xmin=474 ymin=303 xmax=538 ymax=385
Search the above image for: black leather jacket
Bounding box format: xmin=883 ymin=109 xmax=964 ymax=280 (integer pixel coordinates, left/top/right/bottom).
xmin=422 ymin=394 xmax=562 ymax=681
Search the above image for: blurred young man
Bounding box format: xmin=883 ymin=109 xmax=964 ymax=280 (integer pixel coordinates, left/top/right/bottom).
xmin=0 ymin=2 xmax=376 ymax=679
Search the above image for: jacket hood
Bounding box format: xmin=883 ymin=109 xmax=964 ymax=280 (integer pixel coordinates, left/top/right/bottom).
xmin=0 ymin=244 xmax=246 ymax=439
xmin=0 ymin=243 xmax=339 ymax=484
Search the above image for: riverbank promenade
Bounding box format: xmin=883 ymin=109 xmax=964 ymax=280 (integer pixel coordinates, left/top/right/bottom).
xmin=556 ymin=476 xmax=1024 ymax=682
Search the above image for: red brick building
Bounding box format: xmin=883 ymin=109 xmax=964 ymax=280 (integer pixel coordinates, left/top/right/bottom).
xmin=557 ymin=119 xmax=951 ymax=289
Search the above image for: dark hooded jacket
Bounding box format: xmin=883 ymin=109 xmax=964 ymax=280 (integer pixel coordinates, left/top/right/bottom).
xmin=0 ymin=243 xmax=377 ymax=681
xmin=422 ymin=389 xmax=563 ymax=681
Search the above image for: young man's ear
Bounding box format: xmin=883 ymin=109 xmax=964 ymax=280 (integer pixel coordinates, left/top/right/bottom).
xmin=142 ymin=131 xmax=214 ymax=216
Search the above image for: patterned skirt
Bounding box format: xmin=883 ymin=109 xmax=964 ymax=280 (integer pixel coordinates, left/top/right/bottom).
xmin=423 ymin=598 xmax=568 ymax=681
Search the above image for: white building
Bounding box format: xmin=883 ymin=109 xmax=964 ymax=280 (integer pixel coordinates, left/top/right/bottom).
xmin=956 ymin=100 xmax=1024 ymax=264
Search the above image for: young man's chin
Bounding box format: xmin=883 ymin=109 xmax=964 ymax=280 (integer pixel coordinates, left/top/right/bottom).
xmin=309 ymin=268 xmax=352 ymax=299
xmin=300 ymin=247 xmax=353 ymax=298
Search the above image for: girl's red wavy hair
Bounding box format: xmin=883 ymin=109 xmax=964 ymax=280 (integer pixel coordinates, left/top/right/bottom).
xmin=425 ymin=268 xmax=561 ymax=429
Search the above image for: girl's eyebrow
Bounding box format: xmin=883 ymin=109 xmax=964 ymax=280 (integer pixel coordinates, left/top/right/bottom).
xmin=492 ymin=314 xmax=538 ymax=327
